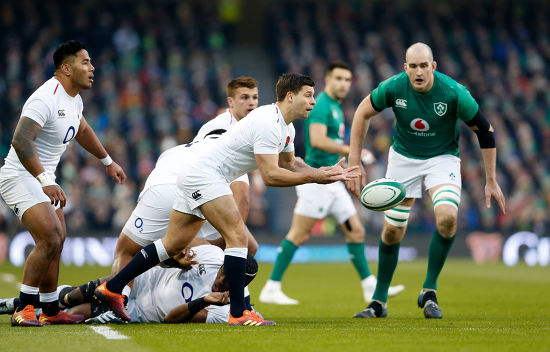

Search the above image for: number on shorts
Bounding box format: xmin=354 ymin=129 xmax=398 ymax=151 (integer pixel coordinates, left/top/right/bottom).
xmin=134 ymin=217 xmax=144 ymax=233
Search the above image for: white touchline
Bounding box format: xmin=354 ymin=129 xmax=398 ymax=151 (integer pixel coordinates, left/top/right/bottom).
xmin=89 ymin=325 xmax=130 ymax=340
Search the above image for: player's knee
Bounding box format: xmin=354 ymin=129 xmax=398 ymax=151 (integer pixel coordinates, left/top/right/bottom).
xmin=287 ymin=231 xmax=310 ymax=246
xmin=345 ymin=223 xmax=364 ymax=242
xmin=436 ymin=213 xmax=457 ymax=237
xmin=381 ymin=225 xmax=405 ymax=245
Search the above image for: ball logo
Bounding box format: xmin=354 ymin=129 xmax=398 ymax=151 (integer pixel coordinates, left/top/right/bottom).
xmin=410 ymin=118 xmax=430 ymax=131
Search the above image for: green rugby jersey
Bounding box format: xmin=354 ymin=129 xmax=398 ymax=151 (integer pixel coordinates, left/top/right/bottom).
xmin=371 ymin=71 xmax=478 ymax=159
xmin=304 ymin=91 xmax=345 ymax=167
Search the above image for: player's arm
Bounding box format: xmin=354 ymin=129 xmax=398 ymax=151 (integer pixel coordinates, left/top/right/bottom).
xmin=75 ymin=116 xmax=126 ymax=184
xmin=256 ymin=153 xmax=355 ymax=186
xmin=347 ymin=94 xmax=380 ymax=197
xmin=464 ymin=110 xmax=506 ymax=213
xmin=164 ymin=292 xmax=229 ymax=324
xmin=11 ymin=117 xmax=67 ymax=207
xmin=309 ymin=123 xmax=350 ymax=155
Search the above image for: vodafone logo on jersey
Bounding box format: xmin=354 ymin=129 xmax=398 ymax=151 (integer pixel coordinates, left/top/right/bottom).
xmin=410 ymin=118 xmax=430 ymax=131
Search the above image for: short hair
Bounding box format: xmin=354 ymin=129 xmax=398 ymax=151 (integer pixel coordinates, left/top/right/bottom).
xmin=327 ymin=61 xmax=352 ymax=75
xmin=226 ymin=77 xmax=258 ymax=98
xmin=244 ymin=255 xmax=258 ymax=287
xmin=53 ymin=40 xmax=87 ymax=69
xmin=275 ymin=73 xmax=315 ymax=102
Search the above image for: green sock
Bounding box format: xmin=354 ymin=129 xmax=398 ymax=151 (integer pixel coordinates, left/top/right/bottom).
xmin=269 ymin=239 xmax=298 ymax=281
xmin=346 ymin=242 xmax=371 ymax=280
xmin=372 ymin=239 xmax=400 ymax=303
xmin=423 ymin=230 xmax=455 ymax=290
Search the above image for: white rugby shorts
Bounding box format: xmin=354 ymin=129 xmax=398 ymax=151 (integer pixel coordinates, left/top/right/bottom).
xmin=385 ymin=146 xmax=462 ymax=198
xmin=123 ymin=184 xmax=224 ymax=247
xmin=0 ymin=173 xmax=59 ymax=220
xmin=294 ymin=181 xmax=356 ymax=224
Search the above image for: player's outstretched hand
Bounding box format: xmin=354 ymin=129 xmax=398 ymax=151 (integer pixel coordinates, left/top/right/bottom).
xmin=345 ymin=161 xmax=364 ymax=198
xmin=106 ymin=162 xmax=127 ymax=184
xmin=205 ymin=291 xmax=229 ymax=306
xmin=314 ymin=158 xmax=360 ymax=184
xmin=485 ymin=180 xmax=506 ymax=214
xmin=42 ymin=184 xmax=67 ymax=208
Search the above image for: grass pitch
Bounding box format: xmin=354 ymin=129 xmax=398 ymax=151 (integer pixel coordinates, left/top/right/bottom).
xmin=0 ymin=259 xmax=549 ymax=352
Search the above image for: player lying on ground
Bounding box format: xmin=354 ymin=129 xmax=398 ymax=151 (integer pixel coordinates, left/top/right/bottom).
xmin=0 ymin=245 xmax=259 ymax=324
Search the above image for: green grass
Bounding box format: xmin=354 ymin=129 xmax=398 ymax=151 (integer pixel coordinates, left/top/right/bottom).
xmin=1 ymin=259 xmax=549 ymax=352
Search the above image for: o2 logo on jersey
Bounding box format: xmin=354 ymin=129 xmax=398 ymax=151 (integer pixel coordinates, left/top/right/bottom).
xmin=410 ymin=118 xmax=430 ymax=131
xmin=181 ymin=282 xmax=193 ymax=302
xmin=134 ymin=217 xmax=143 ymax=233
xmin=63 ymin=126 xmax=76 ymax=144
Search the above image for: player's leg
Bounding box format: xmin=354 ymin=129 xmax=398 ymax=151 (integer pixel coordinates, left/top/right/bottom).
xmin=260 ymin=213 xmax=317 ymax=305
xmin=418 ymin=154 xmax=462 ymax=318
xmin=199 ymin=195 xmax=249 ymax=318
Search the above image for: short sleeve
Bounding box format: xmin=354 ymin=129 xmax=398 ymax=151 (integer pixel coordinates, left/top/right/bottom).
xmin=21 ymin=97 xmax=53 ymax=127
xmin=252 ymin=117 xmax=281 ymax=155
xmin=456 ymin=86 xmax=479 ymax=122
xmin=370 ymin=76 xmax=396 ymax=111
xmin=282 ymin=123 xmax=295 ymax=153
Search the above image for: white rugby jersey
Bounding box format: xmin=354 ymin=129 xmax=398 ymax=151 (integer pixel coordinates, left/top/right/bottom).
xmin=183 ymin=104 xmax=295 ymax=183
xmin=1 ymin=77 xmax=83 ymax=178
xmin=127 ymin=245 xmax=229 ymax=323
xmin=141 ymin=109 xmax=250 ymax=195
xmin=193 ymin=109 xmax=238 ymax=141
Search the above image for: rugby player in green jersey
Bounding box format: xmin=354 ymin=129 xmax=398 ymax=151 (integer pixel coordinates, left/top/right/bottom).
xmin=260 ymin=62 xmax=404 ymax=305
xmin=347 ymin=43 xmax=506 ymax=319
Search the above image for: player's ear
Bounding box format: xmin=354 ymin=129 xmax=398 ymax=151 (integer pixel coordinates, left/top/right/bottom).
xmin=286 ymin=91 xmax=293 ymax=103
xmin=432 ymin=61 xmax=437 ymax=71
xmin=227 ymin=96 xmax=233 ymax=108
xmin=403 ymin=63 xmax=408 ymax=72
xmin=60 ymin=62 xmax=72 ymax=76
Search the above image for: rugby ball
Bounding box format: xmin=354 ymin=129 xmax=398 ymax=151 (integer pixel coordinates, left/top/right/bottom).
xmin=360 ymin=178 xmax=406 ymax=211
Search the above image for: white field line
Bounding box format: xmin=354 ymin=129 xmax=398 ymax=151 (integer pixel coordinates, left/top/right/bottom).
xmin=89 ymin=325 xmax=130 ymax=340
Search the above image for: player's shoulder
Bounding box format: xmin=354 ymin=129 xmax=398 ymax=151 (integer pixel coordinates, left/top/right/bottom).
xmin=191 ymin=245 xmax=224 ymax=264
xmin=375 ymin=72 xmax=408 ymax=94
xmin=26 ymin=77 xmax=60 ymax=103
xmin=434 ymin=71 xmax=470 ymax=94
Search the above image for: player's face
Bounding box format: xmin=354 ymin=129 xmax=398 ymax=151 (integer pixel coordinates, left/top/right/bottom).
xmin=69 ymin=49 xmax=95 ymax=90
xmin=228 ymin=87 xmax=259 ymax=120
xmin=212 ymin=266 xmax=228 ymax=292
xmin=404 ymin=51 xmax=436 ymax=93
xmin=292 ymin=85 xmax=316 ymax=119
xmin=325 ymin=68 xmax=352 ymax=101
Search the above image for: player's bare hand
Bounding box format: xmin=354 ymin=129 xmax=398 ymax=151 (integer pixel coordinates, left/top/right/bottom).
xmin=205 ymin=291 xmax=229 ymax=306
xmin=173 ymin=247 xmax=199 ymax=269
xmin=345 ymin=161 xmax=364 ymax=198
xmin=315 ymin=158 xmax=360 ymax=184
xmin=106 ymin=162 xmax=126 ymax=184
xmin=485 ymin=180 xmax=506 ymax=214
xmin=42 ymin=184 xmax=67 ymax=208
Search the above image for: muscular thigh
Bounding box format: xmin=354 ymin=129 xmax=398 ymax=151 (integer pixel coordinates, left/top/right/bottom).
xmin=0 ymin=174 xmax=58 ymax=220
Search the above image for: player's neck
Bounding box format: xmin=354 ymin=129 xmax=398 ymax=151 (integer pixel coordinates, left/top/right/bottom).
xmin=324 ymin=89 xmax=342 ymax=103
xmin=54 ymin=73 xmax=80 ymax=97
xmin=229 ymin=108 xmax=243 ymax=121
xmin=275 ymin=102 xmax=294 ymax=125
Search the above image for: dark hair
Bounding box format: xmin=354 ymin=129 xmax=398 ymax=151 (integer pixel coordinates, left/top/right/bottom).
xmin=244 ymin=255 xmax=258 ymax=287
xmin=327 ymin=61 xmax=352 ymax=74
xmin=275 ymin=73 xmax=315 ymax=102
xmin=53 ymin=40 xmax=86 ymax=69
xmin=226 ymin=77 xmax=258 ymax=98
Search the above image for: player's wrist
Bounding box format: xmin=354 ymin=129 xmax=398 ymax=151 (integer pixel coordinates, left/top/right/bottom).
xmin=187 ymin=297 xmax=208 ymax=316
xmin=36 ymin=171 xmax=56 ymax=187
xmin=100 ymin=154 xmax=113 ymax=166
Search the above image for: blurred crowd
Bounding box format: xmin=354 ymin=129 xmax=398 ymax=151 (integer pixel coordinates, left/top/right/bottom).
xmin=0 ymin=0 xmax=548 ymax=237
xmin=267 ymin=0 xmax=550 ymax=235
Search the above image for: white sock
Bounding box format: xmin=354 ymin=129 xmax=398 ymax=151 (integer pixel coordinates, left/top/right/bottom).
xmin=153 ymin=239 xmax=170 ymax=261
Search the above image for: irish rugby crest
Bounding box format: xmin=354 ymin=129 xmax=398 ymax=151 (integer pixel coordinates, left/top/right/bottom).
xmin=434 ymin=102 xmax=447 ymax=116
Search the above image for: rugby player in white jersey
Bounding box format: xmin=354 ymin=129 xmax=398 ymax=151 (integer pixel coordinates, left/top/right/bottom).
xmin=95 ymin=73 xmax=360 ymax=326
xmin=0 ymin=245 xmax=258 ymax=324
xmin=0 ymin=40 xmax=126 ymax=326
xmin=64 ymin=77 xmax=260 ymax=310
